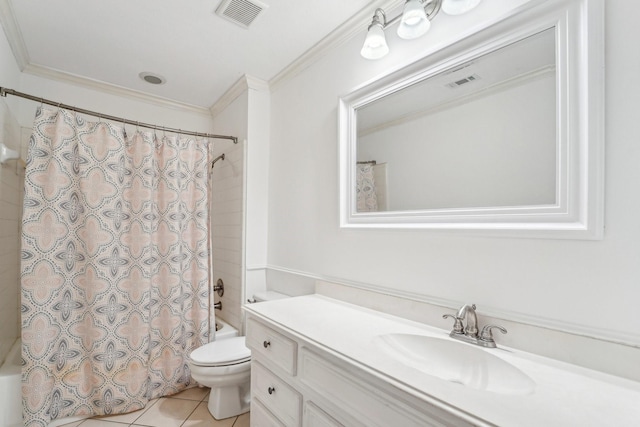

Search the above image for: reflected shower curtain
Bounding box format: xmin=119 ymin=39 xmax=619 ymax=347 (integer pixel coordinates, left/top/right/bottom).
xmin=356 ymin=163 xmax=378 ymax=212
xmin=21 ymin=108 xmax=211 ymax=427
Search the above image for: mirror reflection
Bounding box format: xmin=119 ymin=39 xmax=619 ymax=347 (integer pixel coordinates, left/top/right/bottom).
xmin=355 ymin=28 xmax=556 ymax=212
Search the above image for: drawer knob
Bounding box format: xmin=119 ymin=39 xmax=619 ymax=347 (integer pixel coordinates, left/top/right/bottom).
xmin=263 ymin=340 xmax=271 ymax=348
xmin=268 ymin=386 xmax=276 ymax=395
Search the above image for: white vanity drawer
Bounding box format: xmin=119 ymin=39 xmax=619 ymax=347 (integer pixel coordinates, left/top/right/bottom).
xmin=252 ymin=398 xmax=286 ymax=427
xmin=300 ymin=348 xmax=472 ymax=427
xmin=304 ymin=401 xmax=344 ymax=427
xmin=252 ymin=360 xmax=302 ymax=426
xmin=247 ymin=318 xmax=297 ymax=375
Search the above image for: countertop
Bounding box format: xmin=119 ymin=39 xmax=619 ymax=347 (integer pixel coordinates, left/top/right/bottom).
xmin=244 ymin=294 xmax=640 ymax=427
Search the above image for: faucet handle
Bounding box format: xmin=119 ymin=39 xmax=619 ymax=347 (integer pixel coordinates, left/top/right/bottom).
xmin=443 ymin=314 xmax=464 ymax=334
xmin=480 ymin=325 xmax=507 ymax=342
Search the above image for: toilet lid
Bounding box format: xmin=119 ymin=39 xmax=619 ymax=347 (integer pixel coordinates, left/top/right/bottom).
xmin=190 ymin=337 xmax=251 ymax=366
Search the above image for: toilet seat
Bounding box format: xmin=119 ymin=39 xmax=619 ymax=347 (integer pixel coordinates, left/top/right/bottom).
xmin=190 ymin=336 xmax=251 ymax=367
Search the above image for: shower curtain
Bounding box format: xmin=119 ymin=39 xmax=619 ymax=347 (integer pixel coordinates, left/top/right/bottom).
xmin=21 ymin=108 xmax=211 ymax=427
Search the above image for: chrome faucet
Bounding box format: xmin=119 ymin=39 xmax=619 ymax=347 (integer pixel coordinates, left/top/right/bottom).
xmin=456 ymin=303 xmax=478 ymax=337
xmin=443 ymin=304 xmax=507 ymax=348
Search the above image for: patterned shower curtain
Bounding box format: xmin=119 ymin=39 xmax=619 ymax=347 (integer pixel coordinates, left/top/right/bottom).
xmin=21 ymin=108 xmax=211 ymax=427
xmin=356 ymin=163 xmax=378 ymax=212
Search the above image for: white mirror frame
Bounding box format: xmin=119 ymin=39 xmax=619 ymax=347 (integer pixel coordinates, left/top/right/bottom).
xmin=339 ymin=0 xmax=604 ymax=239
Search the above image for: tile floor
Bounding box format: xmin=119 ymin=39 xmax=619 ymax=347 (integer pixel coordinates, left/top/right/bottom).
xmin=59 ymin=387 xmax=249 ymax=427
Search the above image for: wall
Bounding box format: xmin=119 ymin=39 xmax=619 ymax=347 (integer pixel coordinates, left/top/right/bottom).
xmin=211 ymin=77 xmax=270 ymax=333
xmin=0 ymin=97 xmax=23 ymax=364
xmin=0 ymin=16 xmax=23 ymax=365
xmin=210 ymin=138 xmax=245 ymax=333
xmin=210 ymin=86 xmax=247 ymax=334
xmin=266 ymin=0 xmax=640 ymax=362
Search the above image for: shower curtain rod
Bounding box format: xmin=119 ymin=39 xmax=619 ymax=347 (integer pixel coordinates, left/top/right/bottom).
xmin=0 ymin=86 xmax=238 ymax=144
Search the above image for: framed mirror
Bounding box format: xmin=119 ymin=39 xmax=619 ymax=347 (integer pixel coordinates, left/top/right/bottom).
xmin=339 ymin=0 xmax=604 ymax=239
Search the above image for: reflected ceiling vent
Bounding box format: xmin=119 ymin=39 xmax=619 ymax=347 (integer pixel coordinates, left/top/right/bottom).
xmin=446 ymin=74 xmax=481 ymax=88
xmin=215 ymin=0 xmax=269 ymax=28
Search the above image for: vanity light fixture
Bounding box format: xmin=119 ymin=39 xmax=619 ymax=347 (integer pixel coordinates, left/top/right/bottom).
xmin=361 ymin=0 xmax=482 ymax=60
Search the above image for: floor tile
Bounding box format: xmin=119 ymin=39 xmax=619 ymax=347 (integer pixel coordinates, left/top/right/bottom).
xmin=78 ymin=420 xmax=129 ymax=427
xmin=170 ymin=386 xmax=210 ymax=401
xmin=57 ymin=421 xmax=84 ymax=427
xmin=181 ymin=402 xmax=236 ymax=427
xmin=132 ymin=397 xmax=199 ymax=427
xmin=233 ymin=412 xmax=250 ymax=427
xmin=92 ymin=399 xmax=158 ymax=424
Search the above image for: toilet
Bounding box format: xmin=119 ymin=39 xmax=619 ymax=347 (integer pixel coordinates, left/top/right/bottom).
xmin=187 ymin=292 xmax=289 ymax=419
xmin=188 ymin=335 xmax=251 ymax=419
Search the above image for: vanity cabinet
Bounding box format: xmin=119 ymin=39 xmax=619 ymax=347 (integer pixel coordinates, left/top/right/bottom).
xmin=245 ymin=315 xmax=473 ymax=427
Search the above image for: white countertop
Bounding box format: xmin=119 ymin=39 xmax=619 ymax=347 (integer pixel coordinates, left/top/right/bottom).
xmin=245 ymin=294 xmax=640 ymax=427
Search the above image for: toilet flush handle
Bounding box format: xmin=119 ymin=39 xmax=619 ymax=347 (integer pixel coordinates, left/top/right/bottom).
xmin=263 ymin=340 xmax=271 ymax=348
xmin=268 ymin=386 xmax=275 ymax=395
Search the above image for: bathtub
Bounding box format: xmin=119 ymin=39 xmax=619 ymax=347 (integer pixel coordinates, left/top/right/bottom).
xmin=0 ymin=338 xmax=22 ymax=427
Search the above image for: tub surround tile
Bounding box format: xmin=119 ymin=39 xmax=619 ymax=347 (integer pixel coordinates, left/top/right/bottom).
xmin=0 ymin=98 xmax=22 ymax=365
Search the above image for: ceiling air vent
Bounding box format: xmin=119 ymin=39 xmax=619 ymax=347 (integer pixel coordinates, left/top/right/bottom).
xmin=215 ymin=0 xmax=269 ymax=28
xmin=446 ymin=74 xmax=481 ymax=89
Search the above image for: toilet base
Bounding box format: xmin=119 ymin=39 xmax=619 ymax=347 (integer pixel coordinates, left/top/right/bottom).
xmin=207 ymin=381 xmax=251 ymax=419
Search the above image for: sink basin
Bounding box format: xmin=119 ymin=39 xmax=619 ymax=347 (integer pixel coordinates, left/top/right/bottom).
xmin=373 ymin=333 xmax=535 ymax=395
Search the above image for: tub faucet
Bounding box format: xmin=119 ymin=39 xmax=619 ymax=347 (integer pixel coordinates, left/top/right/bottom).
xmin=443 ymin=303 xmax=507 ymax=349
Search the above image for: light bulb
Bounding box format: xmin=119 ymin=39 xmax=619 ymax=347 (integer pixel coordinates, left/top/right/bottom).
xmin=442 ymin=0 xmax=482 ymax=15
xmin=361 ymin=23 xmax=389 ymax=59
xmin=397 ymin=0 xmax=430 ymax=40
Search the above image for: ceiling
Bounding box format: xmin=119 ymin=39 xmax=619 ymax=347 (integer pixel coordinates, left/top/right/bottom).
xmin=1 ymin=0 xmax=389 ymax=110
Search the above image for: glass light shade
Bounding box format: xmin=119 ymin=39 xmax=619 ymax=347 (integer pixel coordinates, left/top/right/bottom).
xmin=361 ymin=23 xmax=389 ymax=59
xmin=442 ymin=0 xmax=482 ymax=15
xmin=397 ymin=0 xmax=430 ymax=40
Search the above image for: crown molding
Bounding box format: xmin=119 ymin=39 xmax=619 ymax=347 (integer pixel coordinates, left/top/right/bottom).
xmin=22 ymin=63 xmax=212 ymax=116
xmin=268 ymin=0 xmax=403 ymax=93
xmin=0 ymin=0 xmax=29 ymax=70
xmin=209 ymin=74 xmax=269 ymax=117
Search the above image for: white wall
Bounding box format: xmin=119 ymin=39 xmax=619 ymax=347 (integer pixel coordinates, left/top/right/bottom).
xmin=210 ymin=137 xmax=245 ymax=333
xmin=0 ymin=17 xmax=25 ymax=364
xmin=267 ymin=0 xmax=640 ymax=350
xmin=211 ymin=78 xmax=270 ymax=333
xmin=0 ymin=98 xmax=23 ymax=365
xmin=211 ymin=91 xmax=248 ymax=332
